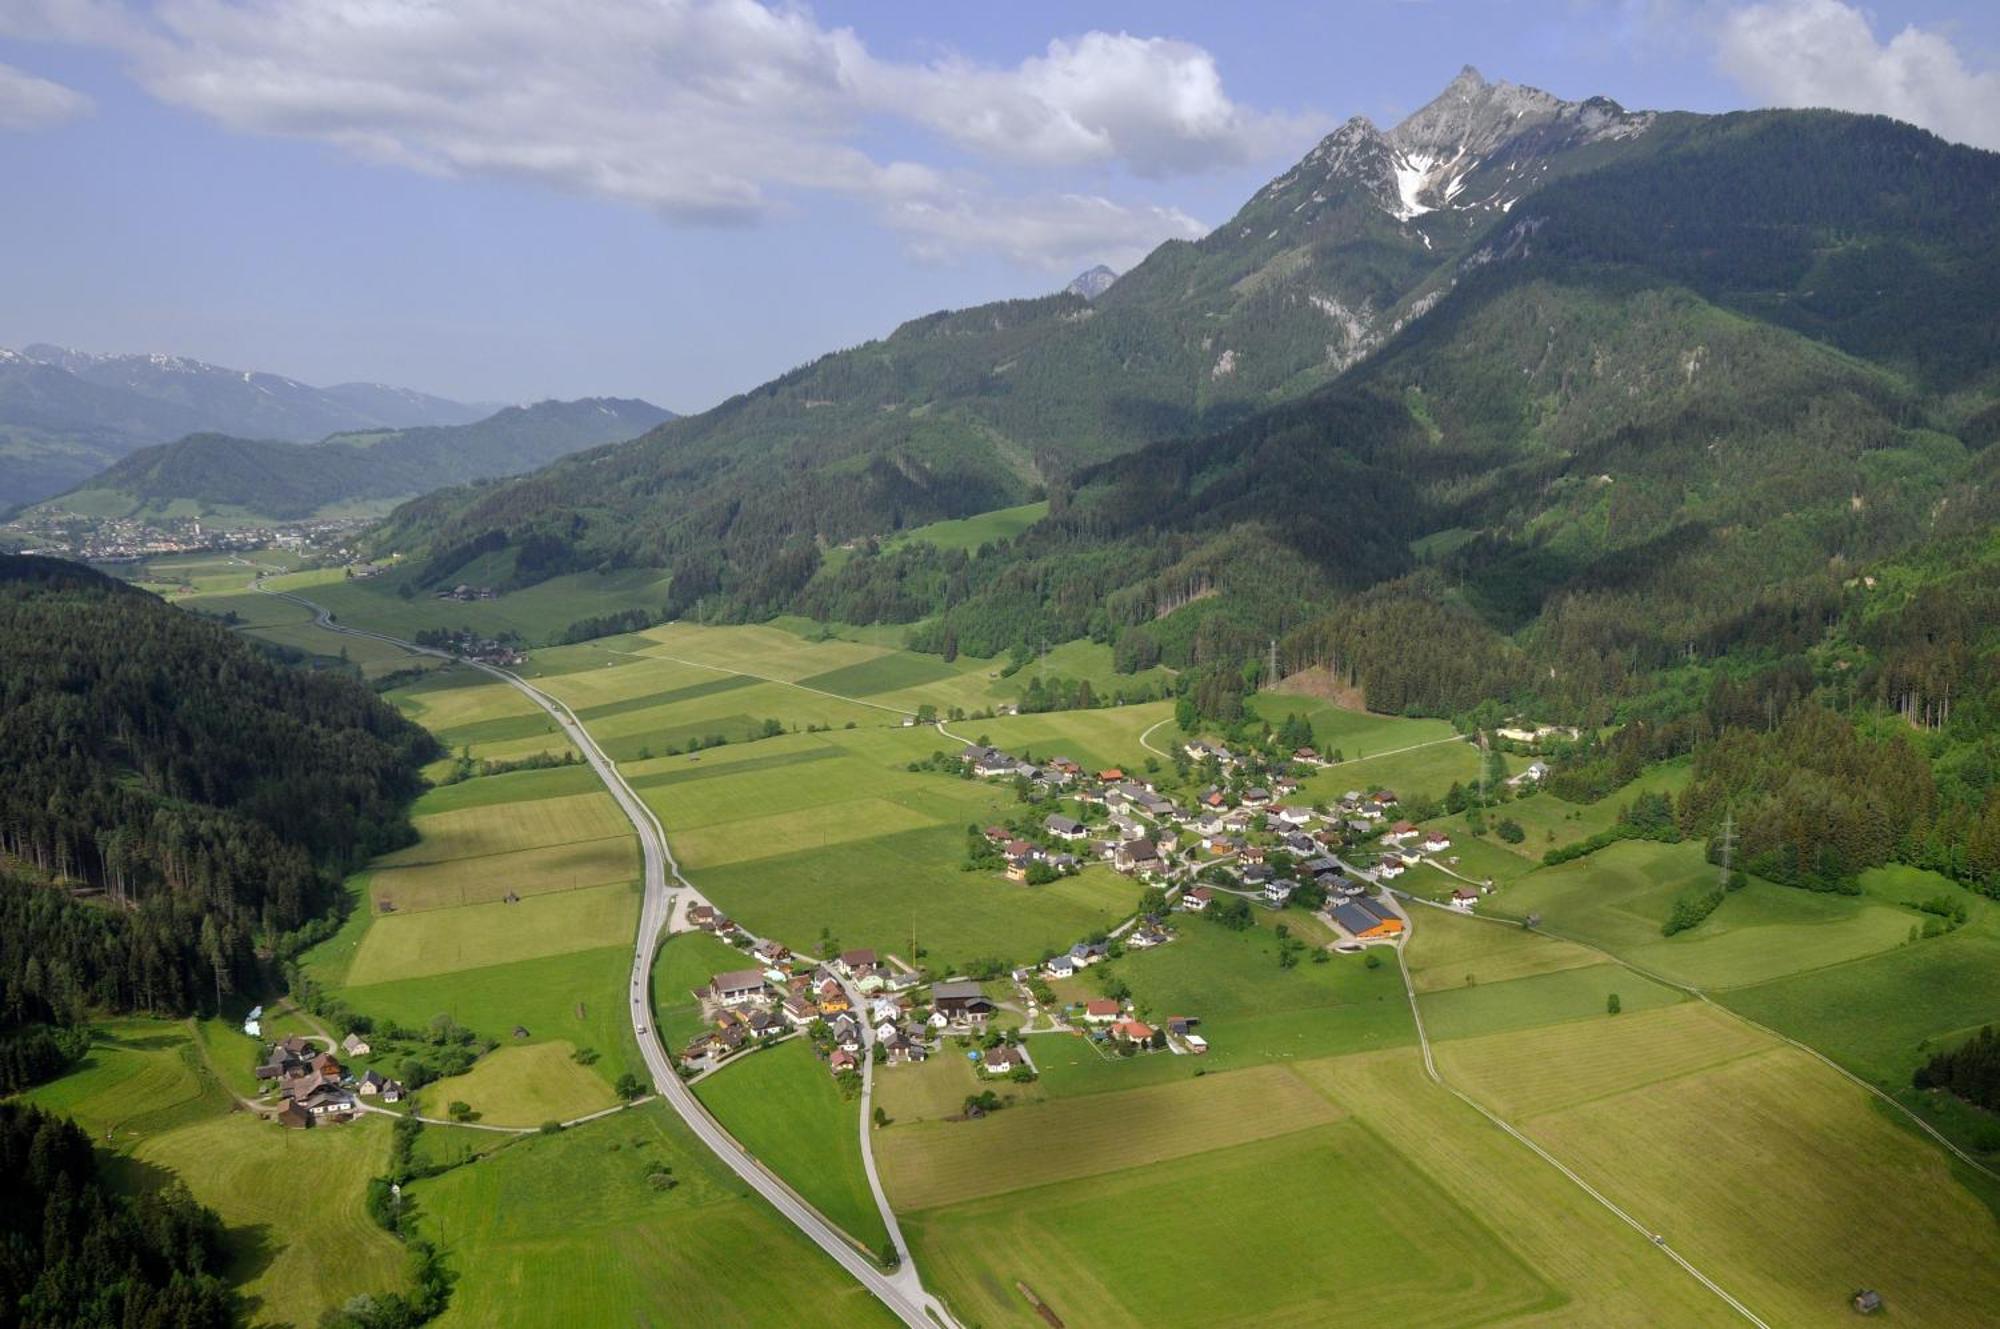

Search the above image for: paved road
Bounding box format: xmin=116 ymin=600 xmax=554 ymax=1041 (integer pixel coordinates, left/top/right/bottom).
xmin=249 ymin=576 xmax=955 ymax=1329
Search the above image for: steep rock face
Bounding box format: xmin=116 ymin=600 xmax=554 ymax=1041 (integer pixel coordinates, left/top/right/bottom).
xmin=1064 ymin=265 xmax=1120 ymax=300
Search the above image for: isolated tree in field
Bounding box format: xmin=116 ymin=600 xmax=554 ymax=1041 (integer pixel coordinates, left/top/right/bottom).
xmin=872 ymin=1105 xmax=889 ymax=1128
xmin=1607 ymin=993 xmax=1622 ymax=1015
xmin=1497 ymin=818 xmax=1525 ymax=844
xmin=448 ymin=1100 xmax=474 ymax=1122
xmin=615 ymin=1073 xmax=646 ymax=1100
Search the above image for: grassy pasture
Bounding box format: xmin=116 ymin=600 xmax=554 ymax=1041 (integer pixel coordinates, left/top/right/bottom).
xmin=1247 ymin=693 xmax=1458 ymax=758
xmin=903 ymin=1118 xmax=1558 ymax=1329
xmin=1720 ymin=868 xmax=2000 ymax=1148
xmin=18 ymin=1018 xmax=217 ymax=1144
xmin=1496 ymin=840 xmax=1919 ymax=989
xmin=341 ymin=945 xmax=640 ymax=1088
xmin=1493 ymin=762 xmax=1693 ymax=857
xmin=877 ymin=1063 xmax=1343 ymax=1212
xmin=394 ymin=665 xmax=543 ymax=730
xmin=344 ymin=880 xmax=639 ymax=985
xmin=1505 ymin=1039 xmax=2000 ymax=1325
xmin=421 ymin=1040 xmax=619 ymax=1126
xmin=378 ymin=791 xmax=631 ymax=866
xmin=412 ymin=1103 xmax=899 ymax=1328
xmin=139 ymin=1113 xmax=408 ymax=1326
xmin=695 ymin=1039 xmax=889 ymax=1250
xmin=410 ymin=763 xmax=603 ymax=814
xmin=1294 ymin=735 xmax=1483 ymax=804
xmin=1297 ymin=1049 xmax=1742 ymax=1326
xmin=259 ymin=564 xmax=675 ymax=645
xmin=1404 ymin=907 xmax=1606 ymax=993
xmin=972 ymin=700 xmax=1177 ymax=774
xmin=694 ymin=827 xmax=1139 ymax=971
xmin=1417 ymin=962 xmax=1686 ymax=1041
xmin=369 ymin=836 xmax=640 ymax=913
xmin=882 ymin=500 xmax=1047 ymax=552
xmin=248 ymin=618 xmax=432 ymax=677
xmin=873 ymin=1052 xmax=1015 ymax=1127
xmin=180 ymin=588 xmax=317 ymax=630
xmin=1433 ymin=1001 xmax=1771 ymax=1119
xmin=636 ymin=621 xmax=894 ymax=682
xmin=1030 ymin=922 xmax=1412 ymax=1097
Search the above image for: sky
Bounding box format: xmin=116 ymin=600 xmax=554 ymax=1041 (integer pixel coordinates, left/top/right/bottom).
xmin=0 ymin=1 xmax=1996 ymax=412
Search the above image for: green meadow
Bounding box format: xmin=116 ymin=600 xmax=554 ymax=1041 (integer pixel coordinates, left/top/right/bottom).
xmin=695 ymin=1039 xmax=889 ymax=1251
xmin=882 ymin=500 xmax=1048 ymax=553
xmin=17 ymin=1017 xmax=411 ymax=1326
xmin=257 ymin=562 xmax=676 ymax=645
xmin=411 ymin=1103 xmax=900 ymax=1328
xmin=1433 ymin=1001 xmax=2000 ymax=1327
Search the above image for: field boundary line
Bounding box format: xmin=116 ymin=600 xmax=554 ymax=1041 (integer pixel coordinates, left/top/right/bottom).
xmin=598 ymin=645 xmax=921 ymax=720
xmin=1385 ymin=898 xmax=1774 ymax=1329
xmin=1433 ymin=895 xmax=2000 ymax=1184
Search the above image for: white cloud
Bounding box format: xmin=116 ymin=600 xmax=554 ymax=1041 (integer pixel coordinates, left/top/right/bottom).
xmin=887 ymin=192 xmax=1206 ymax=273
xmin=3 ymin=1 xmax=1316 ymax=265
xmin=877 ymin=31 xmax=1314 ymax=177
xmin=0 ymin=59 xmax=91 ymax=130
xmin=1716 ymin=0 xmax=2000 ymax=150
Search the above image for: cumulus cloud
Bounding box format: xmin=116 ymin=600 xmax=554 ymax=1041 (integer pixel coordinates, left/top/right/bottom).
xmin=3 ymin=1 xmax=1315 ymax=264
xmin=0 ymin=60 xmax=91 ymax=130
xmin=1716 ymin=0 xmax=2000 ymax=150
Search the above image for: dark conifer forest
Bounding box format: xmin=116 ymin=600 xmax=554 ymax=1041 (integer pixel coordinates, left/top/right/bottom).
xmin=0 ymin=555 xmax=435 ymax=1083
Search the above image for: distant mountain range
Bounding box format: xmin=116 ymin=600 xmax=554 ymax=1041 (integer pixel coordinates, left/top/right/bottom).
xmin=0 ymin=344 xmax=502 ymax=507
xmin=25 ymin=397 xmax=673 ymax=525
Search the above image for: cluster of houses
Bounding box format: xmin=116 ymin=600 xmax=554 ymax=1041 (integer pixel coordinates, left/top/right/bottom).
xmin=679 ymin=913 xmax=1006 ymax=1079
xmin=256 ymin=1032 xmax=404 ymax=1129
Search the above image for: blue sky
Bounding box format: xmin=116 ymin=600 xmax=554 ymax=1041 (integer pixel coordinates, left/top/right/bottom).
xmin=1 ymin=1 xmax=1995 ymax=411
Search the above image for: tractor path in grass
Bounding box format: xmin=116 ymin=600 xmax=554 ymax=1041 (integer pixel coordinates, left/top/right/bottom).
xmin=249 ymin=573 xmax=956 ymax=1329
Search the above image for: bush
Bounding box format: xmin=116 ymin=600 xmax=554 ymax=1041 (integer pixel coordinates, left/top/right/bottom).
xmin=1497 ymin=819 xmax=1525 ymax=844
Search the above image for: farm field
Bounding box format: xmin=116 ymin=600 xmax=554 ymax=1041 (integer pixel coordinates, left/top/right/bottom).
xmin=1404 ymin=905 xmax=1606 ymax=993
xmin=341 ymin=878 xmax=639 ymax=985
xmin=1031 ymin=920 xmax=1413 ymax=1097
xmin=340 ymin=945 xmax=641 ymax=1088
xmin=138 ymin=1112 xmax=409 ymax=1327
xmin=1491 ymin=839 xmax=1924 ymax=989
xmin=972 ymin=700 xmax=1176 ymax=773
xmin=411 ymin=1103 xmax=899 ymax=1329
xmin=1416 ymin=960 xmax=1687 ymax=1041
xmin=902 ymin=1114 xmax=1561 ymax=1329
xmin=877 ymin=1063 xmax=1343 ymax=1212
xmin=695 ymin=1039 xmax=889 ymax=1251
xmin=377 ymin=790 xmax=631 ymax=866
xmin=1295 ymin=734 xmax=1482 ymax=804
xmin=1720 ymin=868 xmax=2000 ymax=1150
xmin=17 ymin=1015 xmax=409 ymax=1327
xmin=628 ymin=726 xmax=1141 ymax=967
xmin=882 ymin=500 xmax=1048 ymax=553
xmin=873 ymin=1050 xmax=1041 ymax=1126
xmin=257 ymin=562 xmax=676 ymax=645
xmin=17 ymin=1017 xmax=219 ymax=1145
xmin=423 ymin=1041 xmax=619 ymax=1126
xmin=1435 ymin=1006 xmax=2000 ymax=1326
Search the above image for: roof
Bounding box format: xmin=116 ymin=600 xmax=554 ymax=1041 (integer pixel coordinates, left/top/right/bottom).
xmin=1331 ymin=902 xmax=1379 ymax=933
xmin=1085 ymin=999 xmax=1121 ymax=1016
xmin=931 ymin=980 xmax=986 ymax=1001
xmin=712 ymin=968 xmax=766 ymax=992
xmin=839 ymin=948 xmax=877 ymax=966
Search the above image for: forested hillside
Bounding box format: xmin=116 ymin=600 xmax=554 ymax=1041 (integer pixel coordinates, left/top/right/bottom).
xmin=0 ymin=1102 xmax=235 ymax=1328
xmin=0 ymin=555 xmax=435 ymax=1085
xmin=367 ymin=69 xmax=1668 ymax=598
xmin=30 ymin=396 xmax=672 ymax=524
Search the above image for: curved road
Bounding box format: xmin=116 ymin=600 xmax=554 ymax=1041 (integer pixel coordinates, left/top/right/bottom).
xmin=251 ymin=577 xmax=954 ymax=1329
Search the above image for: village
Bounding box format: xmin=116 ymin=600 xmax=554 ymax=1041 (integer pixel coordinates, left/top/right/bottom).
xmin=659 ymin=727 xmax=1535 ymax=1099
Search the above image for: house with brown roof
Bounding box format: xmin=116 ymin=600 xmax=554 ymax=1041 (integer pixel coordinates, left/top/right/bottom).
xmin=837 ymin=949 xmax=877 ymax=976
xmin=982 ymin=1045 xmax=1030 ymax=1075
xmin=708 ymin=969 xmax=768 ymax=1006
xmin=1082 ymin=998 xmax=1121 ymax=1024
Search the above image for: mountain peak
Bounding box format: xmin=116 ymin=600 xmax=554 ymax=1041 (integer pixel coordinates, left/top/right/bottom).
xmin=1064 ymin=265 xmax=1119 ymax=300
